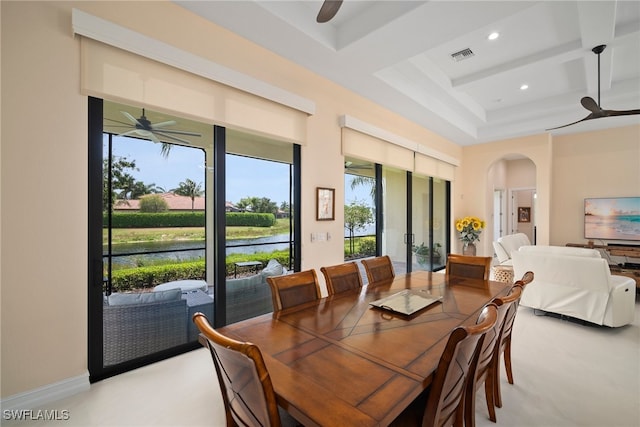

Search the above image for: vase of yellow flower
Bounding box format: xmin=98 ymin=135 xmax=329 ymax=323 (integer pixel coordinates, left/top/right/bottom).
xmin=455 ymin=216 xmax=486 ymax=256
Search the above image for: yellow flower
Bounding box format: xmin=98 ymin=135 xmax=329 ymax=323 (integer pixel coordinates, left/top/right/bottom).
xmin=455 ymin=215 xmax=485 ymax=244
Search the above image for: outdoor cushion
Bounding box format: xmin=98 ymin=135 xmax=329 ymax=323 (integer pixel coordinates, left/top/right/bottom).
xmin=107 ymin=289 xmax=182 ymax=306
xmin=262 ymin=259 xmax=286 ymax=277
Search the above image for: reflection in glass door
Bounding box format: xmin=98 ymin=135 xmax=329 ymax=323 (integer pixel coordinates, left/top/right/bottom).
xmin=381 ymin=166 xmax=408 ymax=274
xmin=411 ymin=174 xmax=432 ymax=271
xmin=431 ymin=178 xmax=448 ymax=271
xmin=381 ymin=167 xmax=449 ymax=275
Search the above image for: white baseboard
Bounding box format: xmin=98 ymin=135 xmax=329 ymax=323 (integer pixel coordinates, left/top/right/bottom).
xmin=1 ymin=373 xmax=90 ymax=411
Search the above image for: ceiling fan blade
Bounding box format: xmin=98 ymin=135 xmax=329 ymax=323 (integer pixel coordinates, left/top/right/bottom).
xmin=121 ymin=111 xmax=142 ymax=126
xmin=317 ymin=0 xmax=343 ymax=23
xmin=580 ymin=97 xmax=601 ymax=114
xmin=153 ymin=130 xmax=194 ymax=145
xmin=151 ymin=120 xmax=178 ymax=129
xmin=545 ymin=114 xmax=595 ymax=131
xmin=151 ymin=128 xmax=202 ymax=137
xmin=602 ymin=109 xmax=640 ymax=117
xmin=118 ymin=130 xmax=140 ymax=137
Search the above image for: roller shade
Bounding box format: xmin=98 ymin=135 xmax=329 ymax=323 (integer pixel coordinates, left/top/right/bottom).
xmin=342 ymin=128 xmax=414 ymax=171
xmin=415 ymin=153 xmax=456 ymax=181
xmin=341 ymin=115 xmax=458 ymax=180
xmin=75 ymin=11 xmax=310 ymax=145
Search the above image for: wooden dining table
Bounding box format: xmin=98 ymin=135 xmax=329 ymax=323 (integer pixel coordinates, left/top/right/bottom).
xmin=216 ymin=270 xmax=512 ymax=427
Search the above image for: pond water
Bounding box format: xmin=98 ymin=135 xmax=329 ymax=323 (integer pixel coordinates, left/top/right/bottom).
xmin=106 ymin=234 xmax=291 ymax=268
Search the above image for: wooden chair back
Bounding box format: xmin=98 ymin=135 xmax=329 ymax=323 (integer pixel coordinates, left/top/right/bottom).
xmin=192 ymin=313 xmax=281 ymax=427
xmin=266 ymin=269 xmax=321 ymax=312
xmin=445 ymin=254 xmax=492 ymax=281
xmin=422 ymin=304 xmax=498 ymax=427
xmin=361 ymin=255 xmax=395 ymax=285
xmin=517 ymin=270 xmax=534 ymax=286
xmin=494 ymin=284 xmax=525 ymax=408
xmin=464 ymin=286 xmax=522 ymax=426
xmin=320 ymin=262 xmax=363 ymax=295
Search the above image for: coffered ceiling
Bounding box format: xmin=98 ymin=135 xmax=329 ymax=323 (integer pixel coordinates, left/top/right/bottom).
xmin=174 ymin=1 xmax=640 ymax=146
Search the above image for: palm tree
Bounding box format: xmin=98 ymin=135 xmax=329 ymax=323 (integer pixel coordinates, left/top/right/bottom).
xmin=172 ymin=179 xmax=203 ymax=212
xmin=349 ymin=175 xmax=376 ymax=202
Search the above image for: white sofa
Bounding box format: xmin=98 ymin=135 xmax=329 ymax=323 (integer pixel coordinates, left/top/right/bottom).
xmin=493 ymin=233 xmax=531 ymax=265
xmin=512 ymin=245 xmax=636 ymax=327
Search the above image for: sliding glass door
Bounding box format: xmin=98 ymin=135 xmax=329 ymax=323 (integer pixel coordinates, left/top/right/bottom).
xmin=223 ymin=132 xmax=297 ymax=324
xmin=89 ymin=98 xmax=301 ymax=381
xmin=379 ymin=166 xmax=450 ymax=275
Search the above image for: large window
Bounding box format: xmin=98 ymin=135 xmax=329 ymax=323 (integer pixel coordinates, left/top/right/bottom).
xmin=89 ymin=98 xmax=301 ymax=381
xmin=344 ymin=157 xmax=376 ymax=261
xmin=347 ymin=161 xmax=450 ymax=276
xmin=223 ymin=144 xmax=296 ymax=324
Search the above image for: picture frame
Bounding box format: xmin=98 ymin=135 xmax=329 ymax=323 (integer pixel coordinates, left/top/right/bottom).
xmin=316 ymin=187 xmax=335 ymax=221
xmin=518 ymin=207 xmax=531 ymax=223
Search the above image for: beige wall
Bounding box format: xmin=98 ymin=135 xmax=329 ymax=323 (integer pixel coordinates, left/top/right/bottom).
xmin=1 ymin=1 xmax=460 ymax=398
xmin=1 ymin=1 xmax=639 ymax=401
xmin=455 ymin=133 xmax=553 ymax=255
xmin=550 ymin=126 xmax=640 ymax=246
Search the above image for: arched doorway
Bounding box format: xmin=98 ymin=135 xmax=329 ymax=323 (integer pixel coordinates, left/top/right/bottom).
xmin=488 ymin=155 xmax=537 ymax=246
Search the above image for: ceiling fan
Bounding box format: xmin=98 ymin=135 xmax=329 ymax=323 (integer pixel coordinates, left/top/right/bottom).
xmin=345 ymin=161 xmax=373 ymax=171
xmin=316 ymin=0 xmax=343 ymax=23
xmin=106 ymin=109 xmax=201 ymax=144
xmin=547 ymin=45 xmax=640 ymax=131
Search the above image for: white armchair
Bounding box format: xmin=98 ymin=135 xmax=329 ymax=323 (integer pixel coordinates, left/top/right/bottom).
xmin=512 ymin=245 xmax=635 ymax=327
xmin=492 ymin=233 xmax=531 ymax=265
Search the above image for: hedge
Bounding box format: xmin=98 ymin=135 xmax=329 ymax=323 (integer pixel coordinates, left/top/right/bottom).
xmin=106 ymin=212 xmax=204 ymax=228
xmin=226 ymin=212 xmax=276 ymax=227
xmin=105 ymin=211 xmax=276 ymax=228
xmin=112 ymin=261 xmax=206 ymax=292
xmin=110 ymin=250 xmax=290 ymax=292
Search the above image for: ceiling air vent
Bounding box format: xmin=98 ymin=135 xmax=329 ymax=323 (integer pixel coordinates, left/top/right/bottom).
xmin=451 ymin=48 xmax=474 ymax=62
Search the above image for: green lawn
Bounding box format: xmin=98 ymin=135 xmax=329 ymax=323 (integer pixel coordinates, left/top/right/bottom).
xmin=105 ymin=218 xmax=291 ymax=245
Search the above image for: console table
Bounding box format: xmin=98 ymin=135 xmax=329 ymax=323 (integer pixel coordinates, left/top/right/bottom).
xmin=566 ymin=243 xmax=640 ymax=288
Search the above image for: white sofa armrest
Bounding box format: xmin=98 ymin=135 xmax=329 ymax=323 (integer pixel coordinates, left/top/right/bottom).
xmin=603 ymin=275 xmax=636 ymax=327
xmin=494 ymin=233 xmax=531 ymax=264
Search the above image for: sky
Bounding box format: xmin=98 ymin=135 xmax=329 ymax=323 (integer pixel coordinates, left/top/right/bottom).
xmin=108 ymin=135 xmax=371 ymax=206
xmin=585 ymin=197 xmax=640 ymax=216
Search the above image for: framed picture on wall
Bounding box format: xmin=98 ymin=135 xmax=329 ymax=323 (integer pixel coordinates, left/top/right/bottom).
xmin=316 ymin=187 xmax=335 ymax=221
xmin=518 ymin=207 xmax=531 ymax=223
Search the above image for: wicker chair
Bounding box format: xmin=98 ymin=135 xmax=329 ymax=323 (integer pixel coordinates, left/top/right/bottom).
xmin=103 ymin=299 xmax=188 ymax=366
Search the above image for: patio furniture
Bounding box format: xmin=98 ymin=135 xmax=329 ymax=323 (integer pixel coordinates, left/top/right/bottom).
xmin=153 ymin=279 xmax=207 ymax=292
xmin=103 ymin=289 xmax=188 ymax=366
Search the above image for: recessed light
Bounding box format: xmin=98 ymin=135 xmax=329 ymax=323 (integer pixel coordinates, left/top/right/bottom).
xmin=520 ymin=84 xmax=529 ymax=90
xmin=488 ymin=32 xmax=499 ymax=40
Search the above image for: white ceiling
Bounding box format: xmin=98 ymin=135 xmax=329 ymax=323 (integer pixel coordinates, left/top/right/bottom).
xmin=174 ymin=0 xmax=640 ymax=146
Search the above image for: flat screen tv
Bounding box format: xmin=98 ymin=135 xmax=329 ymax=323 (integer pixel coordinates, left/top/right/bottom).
xmin=584 ymin=197 xmax=640 ymax=242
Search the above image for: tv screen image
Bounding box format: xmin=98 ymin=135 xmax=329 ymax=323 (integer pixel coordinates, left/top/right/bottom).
xmin=584 ymin=197 xmax=640 ymax=242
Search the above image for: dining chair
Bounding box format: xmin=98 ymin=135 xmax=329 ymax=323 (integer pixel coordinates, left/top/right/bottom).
xmin=361 ymin=255 xmax=395 ymax=285
xmin=320 ymin=261 xmax=363 ymax=295
xmin=517 ymin=270 xmax=535 ymax=286
xmin=192 ymin=312 xmax=284 ymax=427
xmin=391 ymin=304 xmax=498 ymax=427
xmin=493 ymin=275 xmax=531 ymax=409
xmin=464 ymin=286 xmax=523 ymax=427
xmin=266 ymin=269 xmax=322 ymax=312
xmin=445 ymin=254 xmax=492 ymax=281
